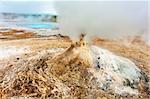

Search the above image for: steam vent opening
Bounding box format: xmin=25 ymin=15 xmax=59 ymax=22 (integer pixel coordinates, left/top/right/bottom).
xmin=0 ymin=1 xmax=150 ymax=99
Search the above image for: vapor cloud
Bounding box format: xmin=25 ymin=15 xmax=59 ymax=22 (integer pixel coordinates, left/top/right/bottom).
xmin=55 ymin=1 xmax=148 ymax=41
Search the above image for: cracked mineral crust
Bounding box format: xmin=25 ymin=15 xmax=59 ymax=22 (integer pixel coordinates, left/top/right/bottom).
xmin=0 ymin=33 xmax=149 ymax=99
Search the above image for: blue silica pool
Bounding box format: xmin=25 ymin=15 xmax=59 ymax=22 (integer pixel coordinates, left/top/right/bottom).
xmin=1 ymin=22 xmax=58 ymax=29
xmin=18 ymin=23 xmax=57 ymax=29
xmin=0 ymin=13 xmax=58 ymax=29
xmin=27 ymin=24 xmax=52 ymax=29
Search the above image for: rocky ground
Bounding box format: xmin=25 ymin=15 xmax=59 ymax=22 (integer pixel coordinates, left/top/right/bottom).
xmin=0 ymin=28 xmax=149 ymax=99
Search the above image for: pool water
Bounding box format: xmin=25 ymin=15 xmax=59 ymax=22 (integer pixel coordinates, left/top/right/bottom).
xmin=17 ymin=23 xmax=57 ymax=29
xmin=0 ymin=21 xmax=58 ymax=29
xmin=26 ymin=24 xmax=52 ymax=29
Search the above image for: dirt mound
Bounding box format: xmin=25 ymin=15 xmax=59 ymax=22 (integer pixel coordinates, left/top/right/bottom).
xmin=0 ymin=36 xmax=149 ymax=99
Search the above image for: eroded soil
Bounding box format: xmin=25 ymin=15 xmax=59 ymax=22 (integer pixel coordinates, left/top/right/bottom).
xmin=0 ymin=28 xmax=149 ymax=99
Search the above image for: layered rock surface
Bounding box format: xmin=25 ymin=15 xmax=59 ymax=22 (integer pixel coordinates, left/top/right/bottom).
xmin=0 ymin=34 xmax=149 ymax=98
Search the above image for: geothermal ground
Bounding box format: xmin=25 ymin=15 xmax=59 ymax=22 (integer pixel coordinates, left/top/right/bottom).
xmin=0 ymin=28 xmax=150 ymax=99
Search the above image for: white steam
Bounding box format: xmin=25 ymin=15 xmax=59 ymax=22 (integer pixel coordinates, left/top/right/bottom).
xmin=55 ymin=1 xmax=148 ymax=41
xmin=148 ymin=1 xmax=150 ymax=45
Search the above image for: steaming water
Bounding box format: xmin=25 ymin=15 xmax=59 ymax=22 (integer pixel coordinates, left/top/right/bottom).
xmin=55 ymin=1 xmax=148 ymax=41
